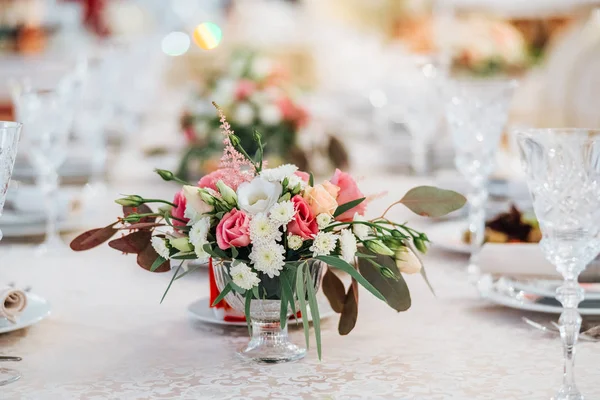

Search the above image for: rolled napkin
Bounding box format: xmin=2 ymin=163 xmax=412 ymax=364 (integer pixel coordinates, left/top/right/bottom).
xmin=0 ymin=286 xmax=27 ymax=324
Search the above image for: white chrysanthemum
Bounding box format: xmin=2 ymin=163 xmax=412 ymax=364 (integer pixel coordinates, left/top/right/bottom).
xmin=189 ymin=217 xmax=211 ymax=260
xmin=316 ymin=213 xmax=332 ymax=229
xmin=287 ymin=174 xmax=306 ymax=190
xmin=269 ymin=200 xmax=296 ymax=226
xmin=151 ymin=236 xmax=170 ymax=260
xmin=230 ymin=262 xmax=260 ymax=290
xmin=310 ymin=231 xmax=338 ymax=257
xmin=352 ymin=212 xmax=371 ymax=240
xmin=287 ymin=234 xmax=303 ymax=250
xmin=249 ymin=243 xmax=286 ymax=278
xmin=339 ymin=229 xmax=358 ymax=263
xmin=260 ymin=164 xmax=298 ymax=182
xmin=249 ymin=213 xmax=282 ymax=244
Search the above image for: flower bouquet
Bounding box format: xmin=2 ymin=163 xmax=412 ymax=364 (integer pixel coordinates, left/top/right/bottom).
xmin=71 ymin=104 xmax=465 ymax=363
xmin=178 ymin=51 xmax=348 ymax=179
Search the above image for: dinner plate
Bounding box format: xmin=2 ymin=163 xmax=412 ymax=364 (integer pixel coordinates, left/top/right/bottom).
xmin=428 ymin=220 xmax=471 ymax=254
xmin=0 ymin=293 xmax=51 ymax=334
xmin=188 ymin=297 xmax=335 ymax=327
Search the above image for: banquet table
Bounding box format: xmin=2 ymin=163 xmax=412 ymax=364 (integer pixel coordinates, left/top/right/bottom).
xmin=2 ymin=170 xmax=600 ymax=400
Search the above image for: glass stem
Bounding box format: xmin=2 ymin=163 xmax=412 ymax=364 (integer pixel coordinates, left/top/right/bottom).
xmin=411 ymin=138 xmax=430 ymax=176
xmin=555 ymin=273 xmax=584 ymax=398
xmin=467 ymin=182 xmax=488 ymax=281
xmin=38 ymin=169 xmax=60 ymax=243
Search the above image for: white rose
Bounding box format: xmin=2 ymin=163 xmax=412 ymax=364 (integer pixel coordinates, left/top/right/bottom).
xmin=234 ymin=102 xmax=254 ymax=126
xmin=182 ymin=185 xmax=214 ymax=218
xmin=236 ymin=177 xmax=282 ymax=215
xmin=259 ymin=104 xmax=282 ymax=126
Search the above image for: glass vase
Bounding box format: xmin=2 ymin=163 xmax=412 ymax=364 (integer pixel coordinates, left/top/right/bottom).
xmin=212 ymin=259 xmax=323 ymax=363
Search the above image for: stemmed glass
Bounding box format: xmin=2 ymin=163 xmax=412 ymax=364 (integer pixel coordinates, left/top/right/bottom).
xmin=11 ymin=79 xmax=76 ymax=255
xmin=443 ymin=79 xmax=517 ymax=279
xmin=0 ymin=121 xmax=22 ymax=385
xmin=517 ymin=129 xmax=600 ymax=400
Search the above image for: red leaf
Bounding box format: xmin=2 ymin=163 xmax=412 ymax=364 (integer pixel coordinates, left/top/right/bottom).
xmin=322 ymin=267 xmax=346 ymax=313
xmin=108 ymin=231 xmax=151 ymax=254
xmin=70 ymin=223 xmax=118 ymax=251
xmin=137 ymin=243 xmax=170 ymax=272
xmin=338 ymin=278 xmax=359 ymax=335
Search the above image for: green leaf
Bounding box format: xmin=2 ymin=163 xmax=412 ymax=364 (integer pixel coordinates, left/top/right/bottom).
xmin=170 ymin=252 xmax=199 ymax=260
xmin=174 ymin=262 xmax=204 ymax=280
xmin=338 ymin=280 xmax=359 ymax=335
xmin=231 ymin=247 xmax=239 ymax=259
xmin=309 ymin=172 xmax=314 ymax=187
xmin=333 ymin=197 xmax=365 ymax=218
xmin=306 ymin=266 xmax=322 ymax=360
xmin=355 ymin=252 xmax=377 ymax=259
xmin=202 ymin=243 xmax=228 ymax=259
xmin=399 ymin=186 xmax=467 ymax=218
xmin=150 ymin=256 xmax=167 ymax=272
xmin=279 ymin=279 xmax=289 ymax=329
xmin=252 ymin=285 xmax=260 ymax=300
xmin=211 ymin=282 xmax=233 ymax=306
xmin=281 ymin=267 xmax=298 ymax=325
xmin=296 ymin=262 xmax=310 ymax=349
xmin=160 ymin=261 xmax=183 ymax=304
xmin=245 ymin=290 xmax=253 ymax=337
xmin=322 ymin=268 xmax=346 ymax=313
xmin=358 ymin=255 xmax=411 ymax=312
xmin=420 ymin=266 xmax=435 ymax=296
xmin=316 ymin=256 xmax=385 ymax=302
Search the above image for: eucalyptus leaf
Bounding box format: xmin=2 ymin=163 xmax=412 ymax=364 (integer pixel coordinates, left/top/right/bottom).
xmin=399 ymin=186 xmax=467 ymax=218
xmin=70 ymin=223 xmax=118 ymax=251
xmin=358 ymin=255 xmax=411 ymax=312
xmin=338 ymin=280 xmax=358 ymax=335
xmin=137 ymin=244 xmax=170 ymax=272
xmin=322 ymin=268 xmax=346 ymax=313
xmin=333 ymin=197 xmax=365 ymax=218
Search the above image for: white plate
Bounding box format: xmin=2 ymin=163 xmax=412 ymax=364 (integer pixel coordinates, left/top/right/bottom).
xmin=428 ymin=220 xmax=471 ymax=254
xmin=188 ymin=297 xmax=335 ymax=327
xmin=0 ymin=293 xmax=51 ymax=334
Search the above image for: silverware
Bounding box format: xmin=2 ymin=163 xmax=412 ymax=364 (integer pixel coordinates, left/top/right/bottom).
xmin=522 ymin=317 xmax=600 ymax=342
xmin=0 ymin=356 xmax=21 ymax=362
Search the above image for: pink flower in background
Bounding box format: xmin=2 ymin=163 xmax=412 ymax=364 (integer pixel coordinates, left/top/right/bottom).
xmin=330 ymin=169 xmax=366 ymax=221
xmin=235 ymin=80 xmax=256 ymax=101
xmin=171 ymin=190 xmax=189 ymax=227
xmin=287 ymin=195 xmax=318 ymax=239
xmin=276 ymin=97 xmax=309 ymax=129
xmin=183 ymin=127 xmax=196 ymax=144
xmin=216 ymin=209 xmax=251 ymax=250
xmin=295 ymin=171 xmax=310 ymax=183
xmin=198 ymin=168 xmax=249 ymax=192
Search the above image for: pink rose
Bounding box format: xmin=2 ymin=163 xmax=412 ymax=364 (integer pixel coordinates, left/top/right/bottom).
xmin=303 ymin=181 xmax=340 ymax=216
xmin=171 ymin=190 xmax=189 ymax=227
xmin=216 ymin=209 xmax=251 ymax=250
xmin=330 ymin=169 xmax=366 ymax=222
xmin=235 ymin=80 xmax=256 ymax=101
xmin=287 ymin=195 xmax=319 ymax=239
xmin=295 ymin=171 xmax=310 ymax=183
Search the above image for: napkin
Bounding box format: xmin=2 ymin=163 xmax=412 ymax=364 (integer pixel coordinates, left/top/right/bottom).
xmin=0 ymin=287 xmax=27 ymax=324
xmin=209 ymin=259 xmax=246 ymax=322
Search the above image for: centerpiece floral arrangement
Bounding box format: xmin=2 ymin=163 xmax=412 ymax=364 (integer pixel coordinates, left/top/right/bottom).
xmin=71 ymin=104 xmax=465 ymax=362
xmin=178 ymin=51 xmax=348 ymax=179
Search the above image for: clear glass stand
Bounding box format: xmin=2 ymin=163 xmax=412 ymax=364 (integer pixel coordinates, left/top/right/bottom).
xmin=238 ymin=319 xmax=306 ymax=364
xmin=0 ymin=368 xmax=20 ymax=386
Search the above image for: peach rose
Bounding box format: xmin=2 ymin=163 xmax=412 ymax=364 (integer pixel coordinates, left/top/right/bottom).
xmin=330 ymin=169 xmax=366 ymax=222
xmin=216 ymin=209 xmax=251 ymax=250
xmin=303 ymin=181 xmax=340 ymax=216
xmin=287 ymin=195 xmax=318 ymax=239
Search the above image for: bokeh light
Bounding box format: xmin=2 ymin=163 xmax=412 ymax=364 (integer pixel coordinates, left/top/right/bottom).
xmin=161 ymin=31 xmax=191 ymax=56
xmin=193 ymin=22 xmax=222 ymax=50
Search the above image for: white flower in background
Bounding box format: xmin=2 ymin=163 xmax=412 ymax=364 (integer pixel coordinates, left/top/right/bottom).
xmin=316 ymin=213 xmax=332 ymax=229
xmin=310 ymin=231 xmax=338 ymax=257
xmin=190 ymin=100 xmax=212 ymax=116
xmin=352 ymin=213 xmax=371 ymax=240
xmin=151 ymin=237 xmax=170 ymax=260
xmin=260 ymin=164 xmax=298 ymax=182
xmin=251 ymin=57 xmax=273 ymax=80
xmin=189 ymin=217 xmax=211 ymax=260
xmin=249 ymin=242 xmax=286 ymax=278
xmin=236 ymin=177 xmax=282 ymax=215
xmin=230 ymin=262 xmax=260 ymax=290
xmin=269 ymin=200 xmax=296 ymax=226
xmin=339 ymin=229 xmax=358 ymax=263
xmin=259 ymin=104 xmax=283 ymax=126
xmin=234 ymin=102 xmax=254 ymax=126
xmin=249 ymin=213 xmax=282 ymax=244
xmin=212 ymin=78 xmax=236 ymax=106
xmin=287 ymin=174 xmax=306 ymax=190
xmin=193 ymin=120 xmax=209 ymax=136
xmin=287 ymin=234 xmax=303 ymax=250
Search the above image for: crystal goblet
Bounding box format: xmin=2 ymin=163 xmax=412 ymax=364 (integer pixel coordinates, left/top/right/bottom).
xmin=443 ymin=79 xmax=517 ymax=279
xmin=517 ymin=128 xmax=600 ymax=400
xmin=0 ymin=121 xmax=22 ymax=385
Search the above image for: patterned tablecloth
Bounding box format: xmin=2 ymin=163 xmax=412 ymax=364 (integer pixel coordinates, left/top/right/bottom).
xmin=2 ymin=171 xmax=600 ymax=400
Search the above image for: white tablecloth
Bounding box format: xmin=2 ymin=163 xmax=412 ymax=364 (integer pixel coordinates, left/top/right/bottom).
xmin=2 ymin=171 xmax=600 ymax=400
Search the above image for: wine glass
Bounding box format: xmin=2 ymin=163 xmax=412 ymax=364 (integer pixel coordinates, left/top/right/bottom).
xmin=0 ymin=121 xmax=21 ymax=385
xmin=11 ymin=79 xmax=76 ymax=255
xmin=517 ymin=128 xmax=600 ymax=400
xmin=443 ymin=78 xmax=517 ymax=279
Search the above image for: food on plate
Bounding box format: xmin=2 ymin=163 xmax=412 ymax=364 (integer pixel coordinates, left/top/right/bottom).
xmin=463 ymin=205 xmax=541 ymax=244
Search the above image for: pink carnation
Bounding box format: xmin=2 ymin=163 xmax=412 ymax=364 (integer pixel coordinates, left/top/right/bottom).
xmin=330 ymin=169 xmax=367 ymax=222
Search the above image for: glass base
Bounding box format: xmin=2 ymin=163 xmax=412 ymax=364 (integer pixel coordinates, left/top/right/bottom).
xmin=237 ymin=320 xmax=306 ymax=364
xmin=0 ymin=368 xmax=20 ymax=386
xmin=553 ymin=387 xmax=583 ymax=400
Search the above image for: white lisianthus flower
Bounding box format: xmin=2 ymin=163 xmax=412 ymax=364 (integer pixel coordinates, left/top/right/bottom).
xmin=260 ymin=164 xmax=298 ymax=182
xmin=395 ymin=247 xmax=422 ymax=274
xmin=352 ymin=212 xmax=371 ymax=240
xmin=189 ymin=217 xmax=211 ymax=261
xmin=287 ymin=174 xmax=306 ymax=190
xmin=234 ymin=102 xmax=254 ymax=126
xmin=259 ymin=104 xmax=283 ymax=126
xmin=230 ymin=262 xmax=260 ymax=290
xmin=249 ymin=242 xmax=286 ymax=278
xmin=249 ymin=213 xmax=282 ymax=244
xmin=269 ymin=200 xmax=296 ymax=226
xmin=151 ymin=236 xmax=170 ymax=260
xmin=183 ymin=185 xmax=214 ymax=221
xmin=339 ymin=229 xmax=358 ymax=263
xmin=236 ymin=177 xmax=282 ymax=215
xmin=316 ymin=213 xmax=332 ymax=229
xmin=287 ymin=234 xmax=303 ymax=250
xmin=310 ymin=231 xmax=339 ymax=257
xmin=184 ymin=206 xmax=201 ymax=225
